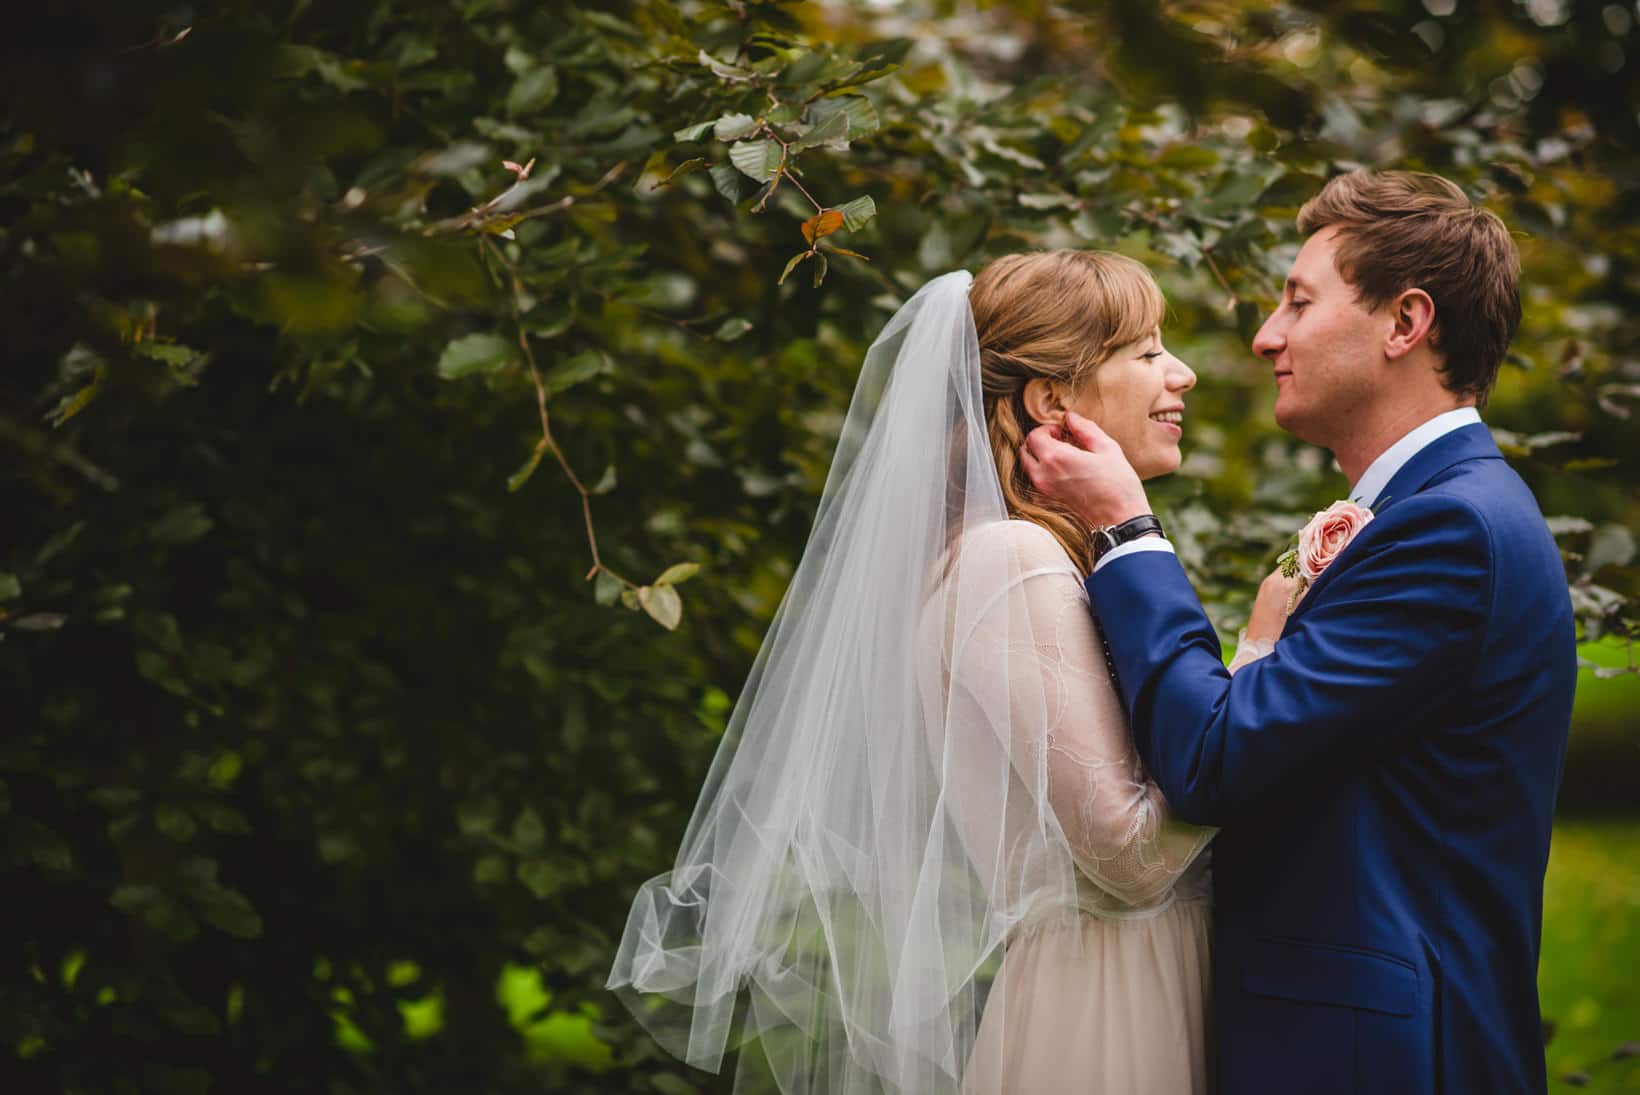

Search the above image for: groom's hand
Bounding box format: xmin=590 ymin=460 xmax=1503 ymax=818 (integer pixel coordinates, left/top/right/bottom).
xmin=1020 ymin=411 xmax=1151 ymax=528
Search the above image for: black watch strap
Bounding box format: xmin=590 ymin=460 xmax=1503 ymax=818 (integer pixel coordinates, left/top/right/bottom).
xmin=1091 ymin=514 xmax=1166 ymax=564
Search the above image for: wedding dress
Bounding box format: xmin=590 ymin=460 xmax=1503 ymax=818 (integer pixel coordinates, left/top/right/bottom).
xmin=927 ymin=519 xmax=1268 ymax=1094
xmin=607 ymin=271 xmax=1268 ymax=1094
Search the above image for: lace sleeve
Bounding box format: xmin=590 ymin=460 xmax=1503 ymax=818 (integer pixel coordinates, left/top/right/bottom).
xmin=1228 ymin=629 xmax=1277 ymax=674
xmin=953 ymin=523 xmax=1213 ymax=910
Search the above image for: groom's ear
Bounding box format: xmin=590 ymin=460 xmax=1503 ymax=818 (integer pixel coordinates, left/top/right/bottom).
xmin=1021 ymin=378 xmax=1066 ymax=426
xmin=1385 ymin=288 xmax=1436 ymax=361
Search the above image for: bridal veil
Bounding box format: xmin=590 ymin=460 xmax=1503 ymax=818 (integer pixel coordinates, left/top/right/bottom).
xmin=606 ymin=271 xmax=1121 ymax=1092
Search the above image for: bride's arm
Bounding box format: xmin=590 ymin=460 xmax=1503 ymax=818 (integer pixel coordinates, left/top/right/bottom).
xmin=956 ymin=524 xmax=1215 ymax=910
xmin=1228 ymin=567 xmax=1302 ymax=672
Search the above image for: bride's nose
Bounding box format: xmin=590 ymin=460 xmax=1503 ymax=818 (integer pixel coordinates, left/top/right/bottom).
xmin=1168 ymin=358 xmax=1197 ymax=392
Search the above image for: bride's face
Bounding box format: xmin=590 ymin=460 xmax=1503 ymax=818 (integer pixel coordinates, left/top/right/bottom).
xmin=1066 ymin=331 xmax=1197 ymax=480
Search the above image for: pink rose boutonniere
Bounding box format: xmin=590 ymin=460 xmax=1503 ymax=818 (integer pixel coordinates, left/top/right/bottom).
xmin=1276 ymin=500 xmax=1376 ymax=603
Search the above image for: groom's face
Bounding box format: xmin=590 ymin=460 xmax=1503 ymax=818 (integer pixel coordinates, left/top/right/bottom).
xmin=1254 ymin=227 xmax=1391 ymax=446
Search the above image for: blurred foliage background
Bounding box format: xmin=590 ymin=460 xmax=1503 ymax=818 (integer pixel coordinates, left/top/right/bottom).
xmin=2 ymin=0 xmax=1637 ymax=1091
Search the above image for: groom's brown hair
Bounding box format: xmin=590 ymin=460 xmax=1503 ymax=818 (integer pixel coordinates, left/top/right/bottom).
xmin=1298 ymin=169 xmax=1521 ymax=407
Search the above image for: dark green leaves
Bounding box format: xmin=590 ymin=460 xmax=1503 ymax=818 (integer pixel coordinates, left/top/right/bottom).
xmin=729 ymin=139 xmax=783 ymax=182
xmin=542 ymin=350 xmax=607 ymax=396
xmin=506 ymin=66 xmax=559 ymax=116
xmin=436 ymin=333 xmax=514 ymax=379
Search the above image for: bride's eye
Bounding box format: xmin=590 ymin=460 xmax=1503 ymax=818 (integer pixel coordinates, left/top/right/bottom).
xmin=1141 ymin=351 xmax=1163 ymax=361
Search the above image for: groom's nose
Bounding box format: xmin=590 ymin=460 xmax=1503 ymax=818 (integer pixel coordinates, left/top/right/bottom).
xmin=1252 ymin=315 xmax=1284 ymax=360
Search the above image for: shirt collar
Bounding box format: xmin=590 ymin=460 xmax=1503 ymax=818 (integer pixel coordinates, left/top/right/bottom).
xmin=1348 ymin=407 xmax=1483 ymax=509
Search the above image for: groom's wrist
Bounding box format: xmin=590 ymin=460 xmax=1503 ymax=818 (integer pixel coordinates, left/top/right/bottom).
xmin=1090 ymin=514 xmax=1166 ymax=564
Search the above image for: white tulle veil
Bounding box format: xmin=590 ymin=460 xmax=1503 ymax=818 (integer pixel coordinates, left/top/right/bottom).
xmin=607 ymin=271 xmax=1089 ymax=1093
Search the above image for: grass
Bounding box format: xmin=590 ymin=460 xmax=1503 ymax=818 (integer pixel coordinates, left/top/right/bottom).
xmin=1574 ymin=640 xmax=1640 ymax=730
xmin=1540 ymin=817 xmax=1640 ymax=1091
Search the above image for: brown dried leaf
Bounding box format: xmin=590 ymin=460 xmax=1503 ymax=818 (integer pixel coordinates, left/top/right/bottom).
xmin=801 ymin=209 xmax=845 ymax=244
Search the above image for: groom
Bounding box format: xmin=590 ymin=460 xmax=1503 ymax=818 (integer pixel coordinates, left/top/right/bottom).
xmin=1024 ymin=170 xmax=1575 ymax=1094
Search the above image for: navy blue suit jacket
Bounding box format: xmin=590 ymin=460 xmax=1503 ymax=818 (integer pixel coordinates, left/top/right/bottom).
xmin=1088 ymin=424 xmax=1575 ymax=1094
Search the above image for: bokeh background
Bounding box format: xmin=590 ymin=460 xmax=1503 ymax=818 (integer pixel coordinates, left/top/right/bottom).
xmin=3 ymin=0 xmax=1637 ymax=1091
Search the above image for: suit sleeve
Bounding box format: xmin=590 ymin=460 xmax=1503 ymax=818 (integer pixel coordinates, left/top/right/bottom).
xmin=1087 ymin=493 xmax=1494 ymax=826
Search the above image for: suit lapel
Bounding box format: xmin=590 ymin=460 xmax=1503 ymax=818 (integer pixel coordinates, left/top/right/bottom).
xmin=1369 ymin=422 xmax=1502 ymax=515
xmin=1287 ymin=423 xmax=1503 ymax=618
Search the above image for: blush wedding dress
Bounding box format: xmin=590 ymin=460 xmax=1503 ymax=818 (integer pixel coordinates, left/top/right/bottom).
xmin=927 ymin=519 xmax=1267 ymax=1094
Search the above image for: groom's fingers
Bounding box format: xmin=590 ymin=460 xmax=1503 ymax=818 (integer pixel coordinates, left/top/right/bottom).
xmin=1062 ymin=410 xmax=1113 ymax=452
xmin=1020 ymin=441 xmax=1043 ymax=488
xmin=1022 ymin=423 xmax=1060 ymax=459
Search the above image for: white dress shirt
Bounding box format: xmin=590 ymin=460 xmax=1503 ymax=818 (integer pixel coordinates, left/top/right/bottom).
xmin=1091 ymin=406 xmax=1484 ymax=573
xmin=1345 ymin=406 xmax=1481 ymax=509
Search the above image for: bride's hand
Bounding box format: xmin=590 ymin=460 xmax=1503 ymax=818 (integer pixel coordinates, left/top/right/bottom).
xmin=1247 ymin=568 xmax=1305 ymax=643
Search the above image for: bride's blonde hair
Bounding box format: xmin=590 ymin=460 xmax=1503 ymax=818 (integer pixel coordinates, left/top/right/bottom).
xmin=969 ymin=249 xmax=1167 ymax=573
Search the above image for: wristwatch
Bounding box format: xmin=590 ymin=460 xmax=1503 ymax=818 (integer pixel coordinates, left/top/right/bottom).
xmin=1090 ymin=514 xmax=1166 ymax=564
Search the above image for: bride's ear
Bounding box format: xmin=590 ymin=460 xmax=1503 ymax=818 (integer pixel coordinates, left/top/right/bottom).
xmin=1021 ymin=378 xmax=1066 ymax=426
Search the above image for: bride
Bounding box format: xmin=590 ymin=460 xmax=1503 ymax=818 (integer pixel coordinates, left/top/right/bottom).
xmin=607 ymin=251 xmax=1288 ymax=1093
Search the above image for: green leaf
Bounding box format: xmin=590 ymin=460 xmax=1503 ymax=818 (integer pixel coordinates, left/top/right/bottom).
xmin=111 ymin=883 xmax=160 ymax=915
xmin=512 ymin=808 xmax=545 ymax=852
xmin=778 ymin=250 xmax=813 ymax=285
xmin=46 ymin=369 xmax=104 ymax=427
xmin=506 ymin=66 xmax=559 ymax=116
xmin=516 ymin=859 xmax=558 ymax=899
xmin=527 ymin=301 xmax=574 ymax=340
xmin=1158 ymin=144 xmax=1220 ymax=170
xmin=155 ymin=804 xmax=197 ymax=842
xmin=810 ymin=95 xmax=879 ymax=139
xmin=195 ymin=887 xmax=263 ymax=939
xmin=1547 ymin=516 xmax=1596 ymax=537
xmin=713 ymin=113 xmax=760 ymax=141
xmin=698 ymin=49 xmax=756 ymax=82
xmin=276 ymin=45 xmax=368 ymax=92
xmin=590 ymin=464 xmax=617 ymax=495
xmin=1587 ymin=524 xmax=1636 ymax=573
xmin=1019 ymin=192 xmax=1078 ymax=210
xmin=194 ymin=802 xmax=249 ymax=834
xmin=637 ymin=584 xmax=683 ymax=630
xmin=507 ymin=440 xmax=548 ymax=493
xmin=593 ymin=570 xmax=624 ymax=606
xmin=672 ymin=121 xmax=714 ymax=142
xmin=792 ymin=109 xmax=849 ymax=151
xmin=836 ymin=195 xmax=876 ymax=231
xmin=457 ymin=795 xmax=499 ymax=836
xmin=709 ymin=163 xmax=746 ymax=202
xmin=474 ymin=855 xmax=507 ymax=885
xmin=542 ymin=350 xmax=606 ymax=396
xmin=729 ymin=139 xmax=782 ymax=182
xmin=411 ymin=141 xmax=493 ymax=177
xmin=132 ymin=342 xmax=200 ymax=367
xmin=0 ymin=574 xmax=21 ymax=602
xmin=658 ymin=157 xmax=706 ymax=186
xmin=655 ymin=562 xmax=700 ymax=586
xmin=714 ymin=317 xmax=753 ymax=341
xmin=150 ymin=503 xmax=214 ymax=546
xmin=437 ymin=333 xmax=514 ymax=379
xmin=812 ymin=251 xmax=829 ymax=288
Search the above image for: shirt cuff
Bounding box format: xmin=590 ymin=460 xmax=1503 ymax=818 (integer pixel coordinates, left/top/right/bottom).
xmin=1091 ymin=536 xmax=1176 ymax=573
